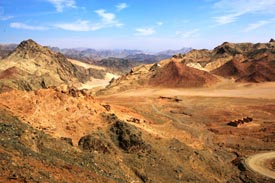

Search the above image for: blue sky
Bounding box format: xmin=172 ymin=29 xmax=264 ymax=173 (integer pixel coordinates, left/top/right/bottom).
xmin=0 ymin=0 xmax=275 ymax=51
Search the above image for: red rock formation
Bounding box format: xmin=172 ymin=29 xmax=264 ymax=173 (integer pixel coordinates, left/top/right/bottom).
xmin=149 ymin=61 xmax=219 ymax=88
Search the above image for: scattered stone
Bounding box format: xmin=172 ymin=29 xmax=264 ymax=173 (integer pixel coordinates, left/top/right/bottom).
xmin=102 ymin=104 xmax=111 ymax=111
xmin=60 ymin=137 xmax=73 ymax=146
xmin=127 ymin=117 xmax=141 ymax=124
xmin=227 ymin=117 xmax=253 ymax=127
xmin=158 ymin=96 xmax=182 ymax=102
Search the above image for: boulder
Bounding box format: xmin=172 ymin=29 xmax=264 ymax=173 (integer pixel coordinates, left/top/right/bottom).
xmin=110 ymin=121 xmax=149 ymax=153
xmin=78 ymin=135 xmax=111 ymax=154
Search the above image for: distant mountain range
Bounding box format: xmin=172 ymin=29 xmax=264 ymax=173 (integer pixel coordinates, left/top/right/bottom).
xmin=0 ymin=44 xmax=17 ymax=59
xmin=0 ymin=43 xmax=192 ymax=75
xmin=50 ymin=47 xmax=192 ymax=60
xmin=156 ymin=48 xmax=193 ymax=56
xmin=57 ymin=47 xmax=192 ymax=73
xmin=50 ymin=47 xmax=144 ymax=62
xmin=0 ymin=42 xmax=192 ymax=64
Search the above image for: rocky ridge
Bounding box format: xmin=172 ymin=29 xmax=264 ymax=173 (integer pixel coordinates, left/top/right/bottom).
xmin=179 ymin=40 xmax=275 ymax=82
xmin=0 ymin=39 xmax=106 ymax=92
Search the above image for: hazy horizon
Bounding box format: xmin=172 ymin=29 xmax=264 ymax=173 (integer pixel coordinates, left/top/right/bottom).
xmin=1 ymin=0 xmax=275 ymax=51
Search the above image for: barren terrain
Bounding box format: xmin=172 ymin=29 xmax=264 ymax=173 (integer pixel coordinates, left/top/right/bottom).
xmin=2 ymin=82 xmax=275 ymax=182
xmin=1 ymin=39 xmax=275 ymax=182
xmin=98 ymin=81 xmax=275 ymax=182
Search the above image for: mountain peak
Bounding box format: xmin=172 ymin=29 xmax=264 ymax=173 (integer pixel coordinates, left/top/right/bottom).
xmin=10 ymin=39 xmax=54 ymax=60
xmin=21 ymin=39 xmax=37 ymax=45
xmin=16 ymin=39 xmax=44 ymax=52
xmin=0 ymin=39 xmax=95 ymax=92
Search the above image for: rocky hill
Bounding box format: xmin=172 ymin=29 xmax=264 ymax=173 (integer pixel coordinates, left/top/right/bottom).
xmin=175 ymin=39 xmax=275 ymax=82
xmin=0 ymin=42 xmax=192 ymax=75
xmin=0 ymin=39 xmax=107 ymax=92
xmin=211 ymin=40 xmax=275 ymax=82
xmin=148 ymin=61 xmax=218 ymax=88
xmin=93 ymin=54 xmax=178 ymax=75
xmin=100 ymin=39 xmax=275 ymax=94
xmin=99 ymin=58 xmax=219 ymax=94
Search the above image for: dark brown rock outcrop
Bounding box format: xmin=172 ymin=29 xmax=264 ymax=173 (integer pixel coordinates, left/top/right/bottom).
xmin=78 ymin=134 xmax=111 ymax=153
xmin=110 ymin=121 xmax=149 ymax=153
xmin=227 ymin=117 xmax=253 ymax=127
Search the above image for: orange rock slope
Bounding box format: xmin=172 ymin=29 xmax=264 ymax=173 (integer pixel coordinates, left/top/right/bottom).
xmin=0 ymin=89 xmax=106 ymax=145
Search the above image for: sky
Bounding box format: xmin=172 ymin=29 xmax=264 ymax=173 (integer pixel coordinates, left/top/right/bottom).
xmin=0 ymin=0 xmax=275 ymax=51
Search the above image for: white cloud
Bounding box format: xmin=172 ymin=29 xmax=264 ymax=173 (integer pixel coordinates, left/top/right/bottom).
xmin=55 ymin=20 xmax=105 ymax=31
xmin=176 ymin=29 xmax=199 ymax=38
xmin=135 ymin=22 xmax=162 ymax=36
xmin=46 ymin=0 xmax=76 ymax=12
xmin=213 ymin=0 xmax=275 ymax=25
xmin=156 ymin=22 xmax=163 ymax=26
xmin=214 ymin=12 xmax=243 ymax=25
xmin=95 ymin=9 xmax=123 ymax=28
xmin=95 ymin=9 xmax=115 ymax=23
xmin=55 ymin=20 xmax=95 ymax=31
xmin=243 ymin=20 xmax=269 ymax=32
xmin=135 ymin=28 xmax=155 ymax=36
xmin=116 ymin=3 xmax=128 ymax=11
xmin=0 ymin=15 xmax=14 ymax=21
xmin=10 ymin=22 xmax=48 ymax=30
xmin=55 ymin=10 xmax=123 ymax=31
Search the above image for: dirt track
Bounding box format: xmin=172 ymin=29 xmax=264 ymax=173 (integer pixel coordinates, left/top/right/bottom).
xmin=245 ymin=151 xmax=275 ymax=179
